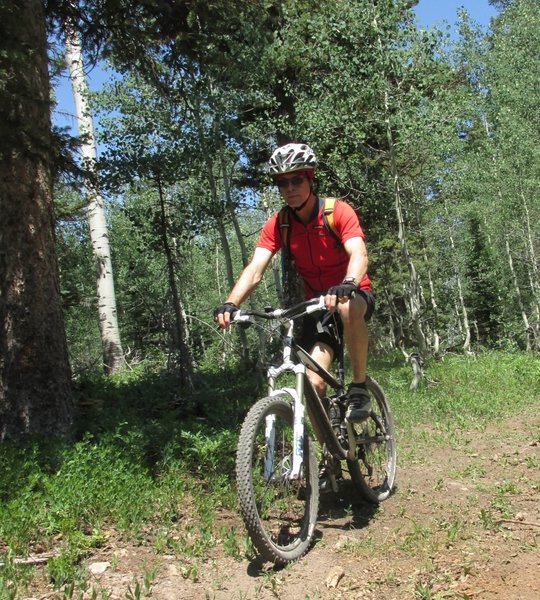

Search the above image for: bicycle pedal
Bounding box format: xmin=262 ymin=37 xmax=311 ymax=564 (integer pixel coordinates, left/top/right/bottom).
xmin=319 ymin=476 xmax=333 ymax=493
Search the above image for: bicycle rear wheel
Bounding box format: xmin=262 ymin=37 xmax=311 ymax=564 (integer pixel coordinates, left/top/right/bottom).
xmin=347 ymin=377 xmax=397 ymax=503
xmin=236 ymin=395 xmax=319 ymax=565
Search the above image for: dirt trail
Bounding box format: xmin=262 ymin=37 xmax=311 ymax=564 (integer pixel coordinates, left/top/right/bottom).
xmin=33 ymin=408 xmax=540 ymax=599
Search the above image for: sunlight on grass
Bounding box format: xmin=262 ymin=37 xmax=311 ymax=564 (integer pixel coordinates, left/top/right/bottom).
xmin=1 ymin=350 xmax=539 ymax=597
xmin=370 ymin=351 xmax=540 ymax=443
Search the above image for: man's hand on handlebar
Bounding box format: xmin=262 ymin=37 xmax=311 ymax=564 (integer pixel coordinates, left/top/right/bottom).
xmin=213 ymin=301 xmax=239 ymax=328
xmin=325 ymin=280 xmax=357 ymax=310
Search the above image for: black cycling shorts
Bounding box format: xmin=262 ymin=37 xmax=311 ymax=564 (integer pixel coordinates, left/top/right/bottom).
xmin=297 ymin=290 xmax=375 ymax=358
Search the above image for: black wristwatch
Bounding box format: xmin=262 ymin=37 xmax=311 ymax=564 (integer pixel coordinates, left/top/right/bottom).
xmin=342 ymin=277 xmax=357 ymax=286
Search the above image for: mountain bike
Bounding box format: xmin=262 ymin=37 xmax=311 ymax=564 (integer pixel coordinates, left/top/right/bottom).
xmin=233 ymin=296 xmax=396 ymax=565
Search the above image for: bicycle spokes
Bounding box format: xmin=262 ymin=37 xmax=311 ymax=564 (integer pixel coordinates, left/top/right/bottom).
xmin=236 ymin=396 xmax=319 ymax=564
xmin=347 ymin=379 xmax=396 ymax=503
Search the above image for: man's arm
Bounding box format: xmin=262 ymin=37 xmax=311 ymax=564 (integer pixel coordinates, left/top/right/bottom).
xmin=325 ymin=236 xmax=368 ymax=310
xmin=216 ymin=247 xmax=273 ymax=328
xmin=342 ymin=236 xmax=368 ymax=284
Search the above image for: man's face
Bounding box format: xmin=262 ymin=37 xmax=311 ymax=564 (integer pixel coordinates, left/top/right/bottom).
xmin=274 ymin=173 xmax=311 ymax=209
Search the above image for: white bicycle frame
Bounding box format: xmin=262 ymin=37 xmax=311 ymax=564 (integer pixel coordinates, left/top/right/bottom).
xmin=234 ymin=296 xmax=355 ymax=482
xmin=247 ymin=299 xmax=327 ymax=482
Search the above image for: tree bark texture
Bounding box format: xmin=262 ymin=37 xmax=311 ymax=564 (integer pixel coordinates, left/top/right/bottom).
xmin=505 ymin=236 xmax=531 ymax=351
xmin=444 ymin=200 xmax=471 ymax=352
xmin=383 ymin=90 xmax=426 ymax=354
xmin=0 ymin=0 xmax=73 ymax=440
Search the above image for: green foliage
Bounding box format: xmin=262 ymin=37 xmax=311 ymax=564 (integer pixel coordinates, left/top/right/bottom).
xmin=5 ymin=0 xmax=540 ymax=592
xmin=0 ymin=360 xmax=260 ymax=592
xmin=463 ymin=215 xmax=503 ymax=345
xmin=3 ymin=350 xmax=539 ymax=595
xmin=372 ymin=350 xmax=540 ymax=431
xmin=0 ymin=551 xmax=36 ymax=600
xmin=53 ymin=0 xmax=540 ymax=368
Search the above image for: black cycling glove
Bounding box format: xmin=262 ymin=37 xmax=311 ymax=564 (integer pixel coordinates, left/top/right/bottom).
xmin=326 ymin=281 xmax=357 ymax=300
xmin=213 ymin=301 xmax=239 ymax=320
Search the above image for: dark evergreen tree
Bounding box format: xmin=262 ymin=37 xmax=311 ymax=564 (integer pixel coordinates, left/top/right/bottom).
xmin=465 ymin=215 xmax=503 ymax=346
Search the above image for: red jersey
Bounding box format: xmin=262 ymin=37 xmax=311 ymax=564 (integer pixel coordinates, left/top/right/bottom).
xmin=257 ymin=198 xmax=372 ymax=298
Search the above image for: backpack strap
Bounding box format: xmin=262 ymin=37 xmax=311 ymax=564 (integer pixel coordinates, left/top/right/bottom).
xmin=278 ymin=197 xmax=344 ymax=251
xmin=277 ymin=205 xmax=291 ymax=254
xmin=322 ymin=197 xmax=342 ymax=246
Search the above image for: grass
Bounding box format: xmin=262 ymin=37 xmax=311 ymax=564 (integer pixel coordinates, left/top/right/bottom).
xmin=1 ymin=350 xmax=539 ymax=598
xmin=370 ymin=350 xmax=540 ymax=449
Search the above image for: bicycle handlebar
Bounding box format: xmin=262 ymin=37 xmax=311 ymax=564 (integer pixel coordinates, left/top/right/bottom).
xmin=232 ymin=296 xmax=327 ymax=324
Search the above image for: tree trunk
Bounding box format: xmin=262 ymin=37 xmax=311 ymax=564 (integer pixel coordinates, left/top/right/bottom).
xmin=64 ymin=23 xmax=125 ymax=373
xmin=411 ymin=183 xmax=440 ymax=354
xmin=505 ymin=236 xmax=531 ymax=350
xmin=444 ymin=200 xmax=471 ymax=352
xmin=0 ymin=0 xmax=73 ymax=440
xmin=220 ymin=150 xmax=248 ymax=269
xmin=262 ymin=195 xmax=284 ymax=306
xmin=221 ymin=149 xmax=267 ymax=367
xmin=372 ymin=13 xmax=425 ymax=354
xmin=520 ymin=187 xmax=540 ymax=336
xmin=383 ymin=90 xmax=426 ymax=354
xmin=408 ymin=352 xmax=424 ymax=392
xmin=191 ymin=103 xmax=250 ymax=359
xmin=156 ymin=176 xmax=194 ymax=387
xmin=422 ymin=246 xmax=440 ymax=354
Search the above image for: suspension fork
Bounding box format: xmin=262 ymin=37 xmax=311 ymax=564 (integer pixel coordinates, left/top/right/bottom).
xmin=265 ymin=337 xmax=307 ymax=481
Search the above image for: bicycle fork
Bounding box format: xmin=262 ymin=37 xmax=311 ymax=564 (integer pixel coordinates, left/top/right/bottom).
xmin=265 ymin=362 xmax=307 ymax=482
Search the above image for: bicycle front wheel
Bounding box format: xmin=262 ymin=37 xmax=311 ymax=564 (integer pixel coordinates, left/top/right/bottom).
xmin=236 ymin=395 xmax=319 ymax=565
xmin=348 ymin=377 xmax=397 ymax=503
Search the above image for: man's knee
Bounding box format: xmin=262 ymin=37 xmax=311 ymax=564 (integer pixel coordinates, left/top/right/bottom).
xmin=339 ymin=295 xmax=367 ymax=324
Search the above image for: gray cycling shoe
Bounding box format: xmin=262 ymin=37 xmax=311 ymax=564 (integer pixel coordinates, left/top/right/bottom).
xmin=345 ymin=384 xmax=371 ymax=422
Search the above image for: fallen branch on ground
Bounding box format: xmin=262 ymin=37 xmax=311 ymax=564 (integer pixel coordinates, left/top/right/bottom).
xmin=0 ymin=552 xmax=58 ymax=567
xmin=497 ymin=518 xmax=540 ymax=528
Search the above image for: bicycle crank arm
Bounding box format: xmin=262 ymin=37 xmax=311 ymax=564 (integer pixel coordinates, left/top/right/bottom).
xmin=345 ymin=420 xmax=357 ymax=461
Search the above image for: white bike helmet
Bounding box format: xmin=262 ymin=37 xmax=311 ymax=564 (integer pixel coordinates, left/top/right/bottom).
xmin=268 ymin=143 xmax=317 ymax=175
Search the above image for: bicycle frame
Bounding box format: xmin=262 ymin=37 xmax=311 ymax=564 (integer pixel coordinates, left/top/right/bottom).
xmin=256 ymin=304 xmax=351 ymax=483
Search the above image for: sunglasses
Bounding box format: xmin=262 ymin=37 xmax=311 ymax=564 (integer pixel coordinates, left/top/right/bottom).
xmin=275 ymin=175 xmax=306 ymax=189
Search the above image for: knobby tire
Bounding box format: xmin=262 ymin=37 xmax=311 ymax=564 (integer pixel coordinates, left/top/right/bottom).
xmin=236 ymin=395 xmax=319 ymax=565
xmin=347 ymin=377 xmax=397 ymax=503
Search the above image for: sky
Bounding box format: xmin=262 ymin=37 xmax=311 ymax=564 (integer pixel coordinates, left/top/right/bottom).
xmin=52 ymin=1 xmax=498 ymax=137
xmin=413 ymin=0 xmax=498 ymax=30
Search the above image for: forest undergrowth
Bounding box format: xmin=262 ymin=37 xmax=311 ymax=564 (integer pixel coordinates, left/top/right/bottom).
xmin=1 ymin=350 xmax=539 ymax=599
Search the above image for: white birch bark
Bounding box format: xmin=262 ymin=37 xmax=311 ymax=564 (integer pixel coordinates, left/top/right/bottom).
xmin=373 ymin=14 xmax=426 ymax=355
xmin=505 ymin=236 xmax=531 ymax=350
xmin=220 ymin=149 xmax=268 ymax=365
xmin=383 ymin=90 xmax=426 ymax=354
xmin=65 ymin=26 xmax=125 ymax=373
xmin=520 ymin=189 xmax=540 ymax=331
xmin=444 ymin=200 xmax=471 ymax=352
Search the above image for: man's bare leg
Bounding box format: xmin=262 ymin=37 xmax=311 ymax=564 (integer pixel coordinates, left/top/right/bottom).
xmin=306 ymin=342 xmax=334 ymax=398
xmin=338 ymin=295 xmax=368 ymax=382
xmin=338 ymin=295 xmax=371 ymax=421
xmin=307 ymin=341 xmax=340 ymax=489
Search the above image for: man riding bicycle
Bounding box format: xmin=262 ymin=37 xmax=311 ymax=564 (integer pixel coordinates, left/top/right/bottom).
xmin=214 ymin=142 xmax=375 ymax=422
